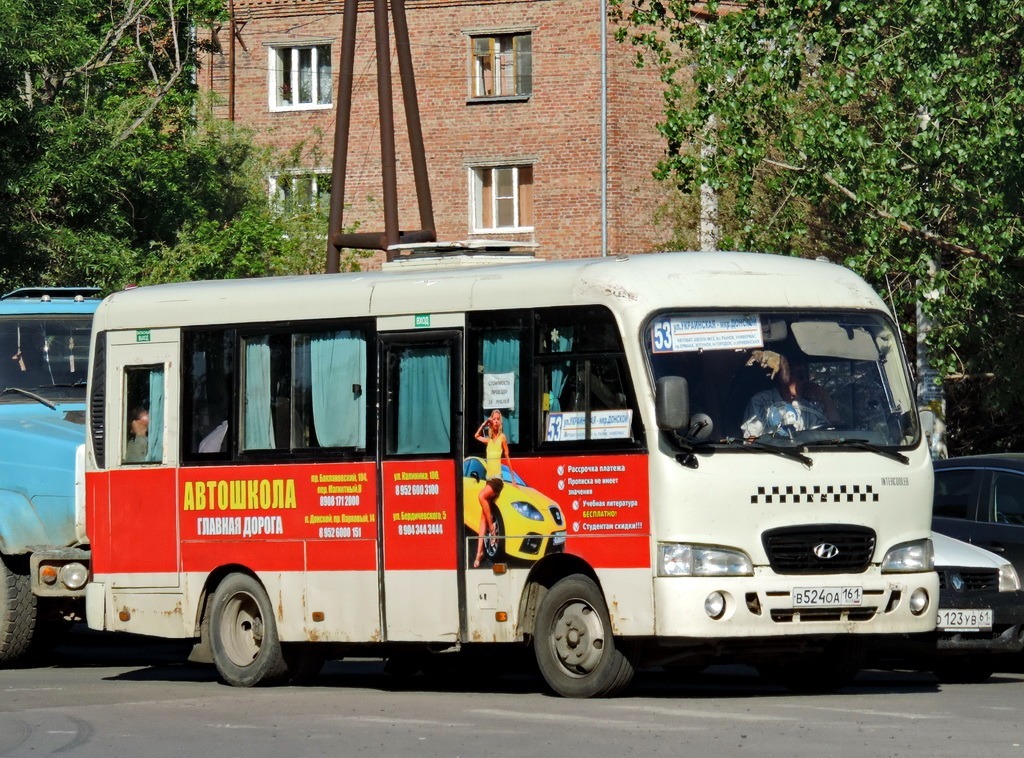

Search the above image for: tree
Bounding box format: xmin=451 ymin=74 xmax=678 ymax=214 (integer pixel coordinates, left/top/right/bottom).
xmin=613 ymin=0 xmax=1024 ymax=453
xmin=0 ymin=1 xmax=362 ymax=293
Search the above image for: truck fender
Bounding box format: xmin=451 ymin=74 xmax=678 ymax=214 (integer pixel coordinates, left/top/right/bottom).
xmin=0 ymin=489 xmax=49 ymax=556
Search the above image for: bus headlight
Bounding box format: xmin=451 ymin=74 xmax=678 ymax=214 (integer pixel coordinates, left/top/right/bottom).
xmin=881 ymin=538 xmax=933 ymax=573
xmin=658 ymin=544 xmax=753 ymax=577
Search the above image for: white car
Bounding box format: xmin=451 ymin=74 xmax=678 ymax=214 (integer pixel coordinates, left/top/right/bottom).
xmin=871 ymin=532 xmax=1024 ymax=683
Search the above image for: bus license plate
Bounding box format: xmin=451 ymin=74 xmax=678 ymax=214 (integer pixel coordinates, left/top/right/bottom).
xmin=792 ymin=586 xmax=862 ymax=607
xmin=937 ymin=608 xmax=992 ymax=631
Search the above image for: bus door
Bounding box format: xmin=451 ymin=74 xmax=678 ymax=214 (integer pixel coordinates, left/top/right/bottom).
xmin=378 ymin=329 xmax=464 ymax=642
xmin=99 ymin=330 xmax=180 ymax=588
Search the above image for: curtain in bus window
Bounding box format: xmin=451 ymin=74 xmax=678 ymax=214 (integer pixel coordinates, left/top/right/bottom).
xmin=311 ymin=331 xmax=366 ymax=447
xmin=145 ymin=368 xmax=165 ymax=463
xmin=482 ymin=331 xmax=519 ymax=443
xmin=396 ymin=347 xmax=450 ymax=454
xmin=244 ymin=337 xmax=275 ymax=449
xmin=548 ymin=328 xmax=574 ymax=412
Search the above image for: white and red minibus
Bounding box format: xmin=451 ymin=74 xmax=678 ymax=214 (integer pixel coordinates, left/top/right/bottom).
xmin=84 ymin=251 xmax=938 ymax=696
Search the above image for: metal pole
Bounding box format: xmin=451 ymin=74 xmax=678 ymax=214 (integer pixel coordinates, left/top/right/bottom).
xmin=227 ymin=0 xmax=236 ymax=121
xmin=326 ymin=0 xmax=360 ymax=273
xmin=374 ymin=0 xmax=400 ymax=251
xmin=392 ymin=0 xmax=435 ymax=238
xmin=600 ymin=0 xmax=608 ymax=256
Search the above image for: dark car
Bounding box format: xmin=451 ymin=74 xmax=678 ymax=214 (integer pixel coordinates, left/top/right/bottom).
xmin=868 ymin=532 xmax=1024 ymax=682
xmin=932 ymin=454 xmax=1024 ymax=575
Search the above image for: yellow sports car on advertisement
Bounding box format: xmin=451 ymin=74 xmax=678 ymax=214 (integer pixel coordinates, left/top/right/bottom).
xmin=463 ymin=457 xmax=566 ymax=563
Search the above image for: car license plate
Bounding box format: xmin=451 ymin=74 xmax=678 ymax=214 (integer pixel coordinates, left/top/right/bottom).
xmin=792 ymin=586 xmax=862 ymax=607
xmin=552 ymin=532 xmax=567 ymax=546
xmin=937 ymin=608 xmax=992 ymax=631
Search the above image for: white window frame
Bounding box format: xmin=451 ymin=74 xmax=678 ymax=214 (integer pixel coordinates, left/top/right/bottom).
xmin=469 ymin=165 xmax=534 ymax=233
xmin=470 ymin=33 xmax=532 ymax=99
xmin=268 ymin=44 xmax=333 ymax=112
xmin=269 ymin=171 xmax=332 ymax=210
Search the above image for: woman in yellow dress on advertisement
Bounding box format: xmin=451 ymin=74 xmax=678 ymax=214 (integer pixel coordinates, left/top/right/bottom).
xmin=475 ymin=409 xmax=512 ymax=479
xmin=473 ymin=410 xmax=513 ymax=567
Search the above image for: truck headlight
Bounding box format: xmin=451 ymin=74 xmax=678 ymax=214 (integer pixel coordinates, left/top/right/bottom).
xmin=59 ymin=563 xmax=89 ymax=591
xmin=881 ymin=538 xmax=933 ymax=573
xmin=658 ymin=544 xmax=753 ymax=577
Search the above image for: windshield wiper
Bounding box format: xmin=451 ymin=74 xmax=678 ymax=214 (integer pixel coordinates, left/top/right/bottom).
xmin=720 ymin=437 xmax=813 ymax=467
xmin=1 ymin=387 xmax=57 ymax=410
xmin=810 ymin=438 xmax=910 ymax=465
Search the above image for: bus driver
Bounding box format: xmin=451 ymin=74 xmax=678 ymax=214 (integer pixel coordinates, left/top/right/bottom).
xmin=741 ymin=349 xmax=837 ymax=439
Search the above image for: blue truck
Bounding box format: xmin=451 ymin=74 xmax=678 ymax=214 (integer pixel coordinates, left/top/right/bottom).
xmin=0 ymin=287 xmax=99 ymax=665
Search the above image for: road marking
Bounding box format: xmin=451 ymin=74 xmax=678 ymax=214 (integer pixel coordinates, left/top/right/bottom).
xmin=779 ymin=704 xmax=945 ymax=720
xmin=616 ymin=705 xmax=796 ymax=723
xmin=471 ymin=709 xmax=698 ymax=731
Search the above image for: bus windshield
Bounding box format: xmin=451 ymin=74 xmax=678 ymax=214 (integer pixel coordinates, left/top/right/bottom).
xmin=0 ymin=316 xmax=93 ymax=404
xmin=645 ymin=311 xmax=918 ymax=448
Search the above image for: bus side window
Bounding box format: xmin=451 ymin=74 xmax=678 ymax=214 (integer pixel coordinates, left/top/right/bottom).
xmin=185 ymin=330 xmax=234 ymax=458
xmin=122 ymin=365 xmax=164 ymax=464
xmin=241 ymin=334 xmax=290 ymax=451
xmin=294 ymin=330 xmax=368 ymax=450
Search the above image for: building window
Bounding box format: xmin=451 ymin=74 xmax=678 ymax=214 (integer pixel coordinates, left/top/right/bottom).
xmin=471 ymin=165 xmax=533 ymax=232
xmin=270 ymin=44 xmax=332 ymax=110
xmin=270 ymin=172 xmax=331 ymax=210
xmin=471 ymin=34 xmax=531 ymax=99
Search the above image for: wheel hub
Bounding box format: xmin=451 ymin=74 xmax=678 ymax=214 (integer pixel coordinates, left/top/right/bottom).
xmin=552 ymin=601 xmax=605 ymax=674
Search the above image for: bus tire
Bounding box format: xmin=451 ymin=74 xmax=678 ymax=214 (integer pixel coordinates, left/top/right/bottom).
xmin=209 ymin=574 xmax=289 ymax=687
xmin=0 ymin=554 xmax=36 ymax=667
xmin=533 ymin=574 xmax=635 ymax=698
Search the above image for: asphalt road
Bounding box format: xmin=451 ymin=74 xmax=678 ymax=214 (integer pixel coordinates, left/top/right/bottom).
xmin=2 ymin=628 xmax=1023 ymax=757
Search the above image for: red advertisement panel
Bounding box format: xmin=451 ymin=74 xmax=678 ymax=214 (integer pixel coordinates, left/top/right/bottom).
xmin=382 ymin=460 xmax=458 ymax=571
xmin=464 ymin=453 xmax=650 ymax=570
xmin=178 ymin=461 xmax=378 ymax=544
xmin=88 ymin=468 xmax=179 ymax=575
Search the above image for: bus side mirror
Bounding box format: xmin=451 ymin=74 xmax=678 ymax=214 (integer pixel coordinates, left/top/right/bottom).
xmin=655 ymin=376 xmax=690 ymax=431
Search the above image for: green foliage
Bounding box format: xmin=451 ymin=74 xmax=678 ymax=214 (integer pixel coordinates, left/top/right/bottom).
xmin=613 ymin=0 xmax=1024 ymax=452
xmin=0 ymin=1 xmax=360 ymax=297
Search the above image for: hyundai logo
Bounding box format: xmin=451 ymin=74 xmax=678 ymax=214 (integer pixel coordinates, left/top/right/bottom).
xmin=813 ymin=542 xmax=840 ymax=560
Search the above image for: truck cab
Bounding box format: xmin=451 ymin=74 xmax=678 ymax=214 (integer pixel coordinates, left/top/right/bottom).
xmin=0 ymin=287 xmax=98 ymax=665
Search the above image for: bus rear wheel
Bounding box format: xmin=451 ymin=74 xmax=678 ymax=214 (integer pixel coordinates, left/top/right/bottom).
xmin=0 ymin=554 xmax=36 ymax=667
xmin=209 ymin=574 xmax=289 ymax=687
xmin=533 ymin=574 xmax=635 ymax=698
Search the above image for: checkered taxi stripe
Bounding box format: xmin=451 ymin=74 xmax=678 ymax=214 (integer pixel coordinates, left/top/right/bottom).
xmin=751 ymin=484 xmax=880 ymax=504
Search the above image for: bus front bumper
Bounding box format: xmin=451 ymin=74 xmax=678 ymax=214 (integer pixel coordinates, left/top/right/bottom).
xmin=653 ymin=569 xmax=939 ymax=639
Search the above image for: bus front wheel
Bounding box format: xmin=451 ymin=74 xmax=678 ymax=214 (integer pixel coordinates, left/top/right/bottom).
xmin=533 ymin=574 xmax=635 ymax=698
xmin=209 ymin=573 xmax=289 ymax=687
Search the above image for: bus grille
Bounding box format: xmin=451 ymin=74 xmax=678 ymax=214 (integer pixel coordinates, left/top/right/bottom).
xmin=762 ymin=525 xmax=876 ymax=575
xmin=771 ymin=607 xmax=878 ymax=623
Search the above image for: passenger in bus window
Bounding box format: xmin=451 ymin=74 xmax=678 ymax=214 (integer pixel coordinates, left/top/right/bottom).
xmin=740 ymin=350 xmax=837 ymax=439
xmin=125 ymin=406 xmax=149 ymax=462
xmin=474 ymin=477 xmax=504 ymax=568
xmin=198 ymin=420 xmax=229 ymax=453
xmin=475 ymin=409 xmax=513 ymax=479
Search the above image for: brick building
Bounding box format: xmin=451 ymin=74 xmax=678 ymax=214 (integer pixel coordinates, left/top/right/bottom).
xmin=200 ymin=0 xmax=674 ymax=265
